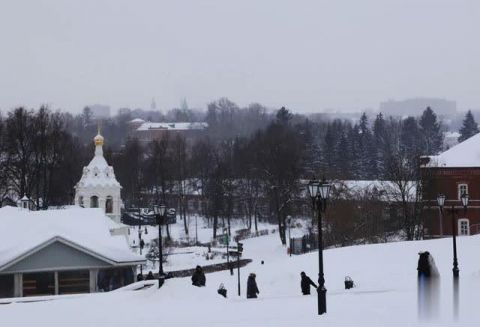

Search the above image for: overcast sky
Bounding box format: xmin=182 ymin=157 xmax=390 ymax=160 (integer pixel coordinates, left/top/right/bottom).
xmin=0 ymin=0 xmax=479 ymax=114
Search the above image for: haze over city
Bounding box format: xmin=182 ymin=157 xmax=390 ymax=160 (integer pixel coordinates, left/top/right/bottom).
xmin=1 ymin=0 xmax=479 ymax=114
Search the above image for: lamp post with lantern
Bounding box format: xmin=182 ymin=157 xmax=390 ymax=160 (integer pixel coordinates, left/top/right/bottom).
xmin=287 ymin=215 xmax=292 ymax=257
xmin=436 ymin=192 xmax=469 ymax=278
xmin=308 ymin=178 xmax=331 ymax=315
xmin=153 ymin=204 xmax=167 ymax=287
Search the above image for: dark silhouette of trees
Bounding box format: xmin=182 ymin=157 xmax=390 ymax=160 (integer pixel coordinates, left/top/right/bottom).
xmin=458 ymin=110 xmax=479 ymax=143
xmin=247 ymin=108 xmax=304 ymax=244
xmin=113 ymin=138 xmax=143 ymax=207
xmin=0 ymin=102 xmax=453 ymax=244
xmin=419 ymin=107 xmax=443 ymax=155
xmin=0 ymin=107 xmax=86 ymax=207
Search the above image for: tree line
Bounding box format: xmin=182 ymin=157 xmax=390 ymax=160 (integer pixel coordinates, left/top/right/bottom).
xmin=110 ymin=105 xmax=453 ymax=243
xmin=0 ymin=107 xmax=87 ymax=208
xmin=1 ymin=101 xmax=479 ymax=244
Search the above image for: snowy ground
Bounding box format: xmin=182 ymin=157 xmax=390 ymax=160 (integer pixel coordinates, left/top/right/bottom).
xmin=127 ymin=217 xmax=286 ymax=272
xmin=2 ymin=231 xmax=480 ymax=326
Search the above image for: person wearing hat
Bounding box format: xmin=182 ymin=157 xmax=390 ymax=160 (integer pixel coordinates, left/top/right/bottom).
xmin=247 ymin=273 xmax=259 ymax=299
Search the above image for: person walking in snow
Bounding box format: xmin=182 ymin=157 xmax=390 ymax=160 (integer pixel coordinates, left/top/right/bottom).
xmin=247 ymin=273 xmax=259 ymax=299
xmin=137 ymin=273 xmax=144 ymax=282
xmin=145 ymin=271 xmax=155 ymax=280
xmin=300 ymin=271 xmax=317 ymax=295
xmin=417 ymin=251 xmax=440 ymax=321
xmin=192 ymin=265 xmax=206 ymax=287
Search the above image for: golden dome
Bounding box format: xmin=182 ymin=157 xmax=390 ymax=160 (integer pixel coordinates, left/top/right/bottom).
xmin=94 ymin=133 xmax=104 ymax=146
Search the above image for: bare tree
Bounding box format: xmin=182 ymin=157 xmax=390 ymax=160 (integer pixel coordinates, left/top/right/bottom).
xmin=171 ymin=135 xmax=189 ymax=235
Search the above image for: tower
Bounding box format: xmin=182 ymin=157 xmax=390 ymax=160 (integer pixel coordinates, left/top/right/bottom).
xmin=74 ymin=131 xmax=123 ymax=223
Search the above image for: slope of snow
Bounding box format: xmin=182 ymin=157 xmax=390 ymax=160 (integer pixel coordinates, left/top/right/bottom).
xmin=1 ymin=233 xmax=479 ymax=326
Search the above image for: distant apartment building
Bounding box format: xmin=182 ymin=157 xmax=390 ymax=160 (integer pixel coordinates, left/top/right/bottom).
xmin=89 ymin=104 xmax=111 ymax=119
xmin=380 ymin=98 xmax=456 ymax=117
xmin=118 ymin=108 xmax=131 ymax=116
xmin=127 ymin=119 xmax=208 ymax=146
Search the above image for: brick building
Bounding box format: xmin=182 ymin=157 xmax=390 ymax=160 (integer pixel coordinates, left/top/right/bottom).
xmin=127 ymin=119 xmax=208 ymax=146
xmin=421 ymin=133 xmax=480 ymax=237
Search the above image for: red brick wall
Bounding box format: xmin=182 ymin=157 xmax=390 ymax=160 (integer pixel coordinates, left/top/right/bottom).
xmin=422 ymin=167 xmax=480 ymax=236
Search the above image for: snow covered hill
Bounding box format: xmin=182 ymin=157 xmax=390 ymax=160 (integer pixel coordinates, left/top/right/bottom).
xmin=1 ymin=233 xmax=479 ymax=326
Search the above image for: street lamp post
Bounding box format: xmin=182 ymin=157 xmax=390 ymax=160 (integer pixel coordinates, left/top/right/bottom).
xmin=153 ymin=204 xmax=166 ymax=288
xmin=308 ymin=178 xmax=331 ymax=315
xmin=437 ymin=192 xmax=469 ymax=278
xmin=195 ymin=214 xmax=198 ymax=245
xmin=137 ymin=209 xmax=145 ymax=275
xmin=287 ymin=215 xmax=292 ymax=257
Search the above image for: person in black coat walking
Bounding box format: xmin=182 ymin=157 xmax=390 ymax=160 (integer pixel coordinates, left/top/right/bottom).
xmin=192 ymin=265 xmax=206 ymax=287
xmin=145 ymin=271 xmax=155 ymax=280
xmin=247 ymin=273 xmax=259 ymax=299
xmin=417 ymin=251 xmax=440 ymax=321
xmin=300 ymin=271 xmax=317 ymax=295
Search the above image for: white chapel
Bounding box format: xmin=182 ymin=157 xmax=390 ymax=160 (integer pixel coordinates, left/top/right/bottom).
xmin=74 ymin=131 xmax=123 ymax=223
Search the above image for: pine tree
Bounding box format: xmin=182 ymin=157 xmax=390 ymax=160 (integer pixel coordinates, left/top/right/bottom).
xmin=419 ymin=107 xmax=443 ymax=155
xmin=323 ymin=120 xmax=346 ymax=178
xmin=337 ymin=131 xmax=352 ymax=179
xmin=300 ymin=119 xmax=321 ymax=176
xmin=400 ymin=117 xmax=422 ymax=160
xmin=276 ymin=106 xmax=293 ymax=125
xmin=458 ymin=110 xmax=479 ymax=143
xmin=357 ymin=113 xmax=374 ymax=179
xmin=373 ymin=113 xmax=387 ymax=178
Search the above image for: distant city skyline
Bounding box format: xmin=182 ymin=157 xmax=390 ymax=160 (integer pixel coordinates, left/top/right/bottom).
xmin=1 ymin=0 xmax=479 ymax=114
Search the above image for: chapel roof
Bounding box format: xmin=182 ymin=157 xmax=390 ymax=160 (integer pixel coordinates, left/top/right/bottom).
xmin=75 ymin=133 xmax=121 ymax=189
xmin=0 ymin=206 xmax=143 ymax=271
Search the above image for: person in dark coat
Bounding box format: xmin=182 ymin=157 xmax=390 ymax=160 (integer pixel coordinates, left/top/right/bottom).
xmin=192 ymin=265 xmax=206 ymax=287
xmin=417 ymin=252 xmax=432 ymax=277
xmin=145 ymin=271 xmax=155 ymax=280
xmin=137 ymin=273 xmax=144 ymax=282
xmin=300 ymin=271 xmax=317 ymax=295
xmin=417 ymin=251 xmax=440 ymax=321
xmin=247 ymin=273 xmax=259 ymax=298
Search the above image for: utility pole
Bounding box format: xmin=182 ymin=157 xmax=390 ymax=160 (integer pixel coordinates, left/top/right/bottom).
xmin=287 ymin=215 xmax=292 ymax=257
xmin=138 ymin=208 xmax=143 ymax=275
xmin=195 ymin=214 xmax=198 ymax=245
xmin=224 ymin=228 xmax=233 ymax=275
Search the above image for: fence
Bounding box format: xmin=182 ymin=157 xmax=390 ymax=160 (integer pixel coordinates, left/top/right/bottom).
xmin=146 ymin=259 xmax=253 ymax=279
xmin=289 ymin=234 xmax=319 ymax=255
xmin=234 ymin=228 xmax=270 ymax=242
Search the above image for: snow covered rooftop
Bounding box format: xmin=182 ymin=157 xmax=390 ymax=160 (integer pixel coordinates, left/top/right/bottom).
xmin=136 ymin=122 xmax=208 ymax=131
xmin=0 ymin=207 xmax=143 ymax=271
xmin=333 ymin=180 xmax=417 ymax=201
xmin=424 ymin=132 xmax=480 ymax=168
xmin=128 ymin=118 xmax=145 ymax=123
